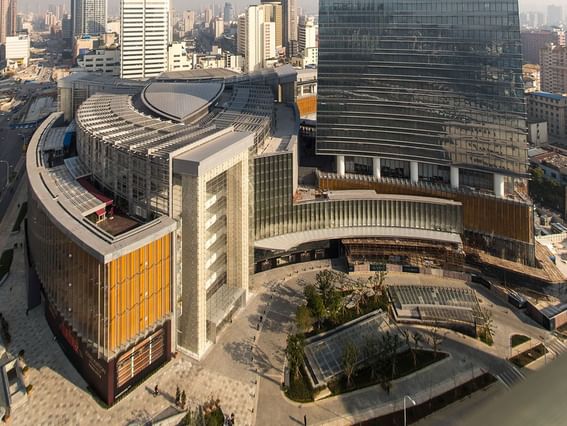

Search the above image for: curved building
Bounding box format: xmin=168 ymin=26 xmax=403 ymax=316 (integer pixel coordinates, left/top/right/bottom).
xmin=26 ymin=58 xmax=533 ymax=404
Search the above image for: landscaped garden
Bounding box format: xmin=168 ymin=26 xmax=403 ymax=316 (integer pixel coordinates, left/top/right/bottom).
xmin=510 ymin=334 xmax=531 ymax=348
xmin=284 ymin=270 xmax=448 ymax=402
xmin=510 ymin=343 xmax=548 ymax=368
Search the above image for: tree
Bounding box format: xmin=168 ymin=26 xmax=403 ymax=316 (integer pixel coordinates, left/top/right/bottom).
xmin=315 ymin=270 xmax=338 ymax=304
xmin=410 ymin=332 xmax=423 ymax=368
xmin=480 ymin=308 xmax=495 ymax=345
xmin=286 ymin=333 xmax=305 ymax=379
xmin=363 ymin=336 xmax=380 ymax=380
xmin=180 ymin=390 xmax=187 ymax=409
xmin=368 ymin=270 xmax=387 ymax=302
xmin=429 ymin=324 xmax=444 ymax=358
xmin=305 ymin=285 xmax=326 ymax=329
xmin=295 ymin=305 xmax=313 ymax=334
xmin=342 ymin=341 xmax=359 ymax=388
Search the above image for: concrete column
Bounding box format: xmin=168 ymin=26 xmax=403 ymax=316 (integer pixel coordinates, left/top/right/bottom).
xmin=373 ymin=157 xmax=381 ymax=179
xmin=494 ymin=173 xmax=505 ymax=198
xmin=450 ymin=166 xmax=459 ymax=189
xmin=410 ymin=161 xmax=419 ymax=183
xmin=337 ymin=155 xmax=345 ymax=176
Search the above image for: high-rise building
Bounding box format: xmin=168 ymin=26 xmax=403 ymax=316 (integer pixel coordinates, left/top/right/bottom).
xmin=183 ymin=10 xmax=195 ymax=33
xmin=237 ymin=13 xmax=246 ymax=56
xmin=204 ymin=7 xmax=212 ymax=26
xmin=317 ymin=0 xmax=527 ymax=198
xmin=120 ymin=0 xmax=169 ymax=79
xmin=540 ymin=44 xmax=567 ymax=94
xmin=223 ymin=2 xmax=233 ymax=23
xmin=243 ymin=4 xmax=278 ymax=71
xmin=212 ymin=16 xmax=223 ymax=39
xmin=71 ymin=0 xmax=106 ymax=36
xmin=0 ymin=0 xmax=17 ymax=44
xmin=281 ymin=0 xmax=296 ymax=55
xmin=521 ymin=30 xmax=562 ymax=64
xmin=298 ymin=15 xmax=316 ymax=55
xmin=547 ymin=5 xmax=564 ymax=27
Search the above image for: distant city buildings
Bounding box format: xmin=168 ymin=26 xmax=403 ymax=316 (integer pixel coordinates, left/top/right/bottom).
xmin=183 ymin=10 xmax=195 ymax=33
xmin=527 ymin=92 xmax=567 ymax=142
xmin=547 ymin=4 xmax=564 ymax=28
xmin=521 ymin=30 xmax=563 ymax=64
xmin=540 ymin=44 xmax=567 ymax=93
xmin=120 ymin=0 xmax=169 ymax=79
xmin=71 ymin=0 xmax=106 ymax=36
xmin=0 ymin=0 xmax=17 ymax=44
xmin=5 ymin=32 xmax=29 ymax=68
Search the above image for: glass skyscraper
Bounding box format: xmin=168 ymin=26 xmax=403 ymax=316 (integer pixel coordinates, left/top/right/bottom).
xmin=317 ymin=0 xmax=527 ymax=194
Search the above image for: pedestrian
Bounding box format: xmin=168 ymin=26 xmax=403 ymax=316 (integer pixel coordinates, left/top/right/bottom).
xmin=154 ymin=384 xmax=159 ymax=397
xmin=304 ymin=414 xmax=307 ymax=426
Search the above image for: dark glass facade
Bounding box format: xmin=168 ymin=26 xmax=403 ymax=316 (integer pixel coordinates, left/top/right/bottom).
xmin=317 ymin=0 xmax=528 ymax=177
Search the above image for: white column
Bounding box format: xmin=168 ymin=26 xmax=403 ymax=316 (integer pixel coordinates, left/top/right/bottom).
xmin=494 ymin=173 xmax=505 ymax=198
xmin=373 ymin=157 xmax=381 ymax=178
xmin=410 ymin=161 xmax=419 ymax=183
xmin=450 ymin=166 xmax=459 ymax=189
xmin=337 ymin=155 xmax=345 ymax=176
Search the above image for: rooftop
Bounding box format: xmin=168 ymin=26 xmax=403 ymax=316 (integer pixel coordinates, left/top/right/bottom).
xmin=142 ymin=81 xmax=224 ymax=123
xmin=27 ymin=113 xmax=177 ymax=263
xmin=531 ymin=92 xmax=567 ymax=101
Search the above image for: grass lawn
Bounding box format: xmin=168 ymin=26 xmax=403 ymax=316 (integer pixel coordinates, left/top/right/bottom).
xmin=510 ymin=343 xmax=548 ymax=368
xmin=11 ymin=202 xmax=27 ymax=233
xmin=328 ymin=349 xmax=448 ymax=396
xmin=0 ymin=249 xmax=13 ymax=281
xmin=511 ymin=334 xmax=531 ymax=348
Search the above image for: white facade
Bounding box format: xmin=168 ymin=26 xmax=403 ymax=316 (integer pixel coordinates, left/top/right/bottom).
xmin=168 ymin=42 xmax=191 ymax=71
xmin=298 ymin=15 xmax=316 ymax=55
xmin=77 ymin=48 xmax=120 ymax=75
xmin=244 ymin=5 xmax=277 ymax=72
xmin=5 ymin=34 xmax=30 ymax=68
xmin=120 ymin=0 xmax=170 ymax=79
xmin=212 ymin=17 xmax=224 ymax=39
xmin=237 ymin=13 xmax=246 ymax=56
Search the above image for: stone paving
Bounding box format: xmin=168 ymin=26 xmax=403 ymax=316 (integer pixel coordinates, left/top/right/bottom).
xmin=0 ymin=182 xmax=256 ymax=426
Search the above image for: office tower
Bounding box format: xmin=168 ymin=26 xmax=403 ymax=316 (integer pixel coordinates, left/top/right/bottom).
xmin=521 ymin=30 xmax=560 ymax=64
xmin=318 ymin=0 xmax=527 ymax=196
xmin=281 ymin=0 xmax=296 ymax=55
xmin=204 ymin=7 xmax=212 ymax=25
xmin=0 ymin=0 xmax=17 ymax=43
xmin=223 ymin=2 xmax=233 ymax=23
xmin=547 ymin=5 xmax=563 ymax=27
xmin=540 ymin=44 xmax=567 ymax=93
xmin=212 ymin=16 xmax=223 ymax=38
xmin=71 ymin=0 xmax=106 ymax=36
xmin=243 ymin=4 xmax=278 ymax=71
xmin=183 ymin=10 xmax=195 ymax=33
xmin=120 ymin=0 xmax=169 ymax=79
xmin=261 ymin=2 xmax=282 ymax=48
xmin=237 ymin=13 xmax=245 ymax=55
xmin=298 ymin=15 xmax=316 ymax=55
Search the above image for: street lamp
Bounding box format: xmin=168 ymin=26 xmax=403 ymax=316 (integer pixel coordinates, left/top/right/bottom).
xmin=404 ymin=395 xmax=417 ymax=426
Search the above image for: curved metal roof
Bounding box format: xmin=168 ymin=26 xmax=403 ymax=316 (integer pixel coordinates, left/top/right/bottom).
xmin=142 ymin=81 xmax=224 ymax=123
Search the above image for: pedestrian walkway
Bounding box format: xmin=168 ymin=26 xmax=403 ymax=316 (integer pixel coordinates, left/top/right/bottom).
xmin=495 ymin=364 xmax=524 ymax=389
xmin=546 ymin=337 xmax=567 ymax=357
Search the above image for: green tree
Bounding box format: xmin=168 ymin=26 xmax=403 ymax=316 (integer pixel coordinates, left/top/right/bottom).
xmin=286 ymin=333 xmax=305 ymax=379
xmin=305 ymin=284 xmax=326 ymax=329
xmin=295 ymin=305 xmax=314 ymax=334
xmin=363 ymin=336 xmax=380 ymax=380
xmin=342 ymin=341 xmax=359 ymax=388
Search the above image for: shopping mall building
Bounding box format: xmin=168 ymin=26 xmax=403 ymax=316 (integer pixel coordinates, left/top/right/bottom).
xmin=25 ymin=0 xmax=533 ymax=405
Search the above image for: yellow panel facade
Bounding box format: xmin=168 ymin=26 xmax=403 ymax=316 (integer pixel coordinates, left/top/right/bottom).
xmin=107 ymin=234 xmax=172 ymax=353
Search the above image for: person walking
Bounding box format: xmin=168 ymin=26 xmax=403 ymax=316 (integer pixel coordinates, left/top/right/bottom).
xmin=154 ymin=384 xmax=159 ymax=397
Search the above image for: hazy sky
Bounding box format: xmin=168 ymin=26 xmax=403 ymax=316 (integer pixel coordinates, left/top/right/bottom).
xmin=18 ymin=0 xmax=567 ymax=20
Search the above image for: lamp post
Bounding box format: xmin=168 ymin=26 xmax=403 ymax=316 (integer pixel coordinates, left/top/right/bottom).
xmin=404 ymin=395 xmax=416 ymax=426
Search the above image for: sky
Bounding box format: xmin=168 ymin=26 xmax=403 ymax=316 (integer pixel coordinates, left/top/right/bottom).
xmin=17 ymin=0 xmax=567 ymax=20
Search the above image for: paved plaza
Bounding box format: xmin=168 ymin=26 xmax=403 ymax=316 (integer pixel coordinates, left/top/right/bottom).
xmin=0 ymin=180 xmax=562 ymax=425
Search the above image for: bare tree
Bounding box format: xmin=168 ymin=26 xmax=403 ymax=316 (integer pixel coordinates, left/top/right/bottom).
xmin=411 ymin=332 xmax=423 ymax=368
xmin=342 ymin=341 xmax=359 ymax=388
xmin=430 ymin=324 xmax=444 ymax=359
